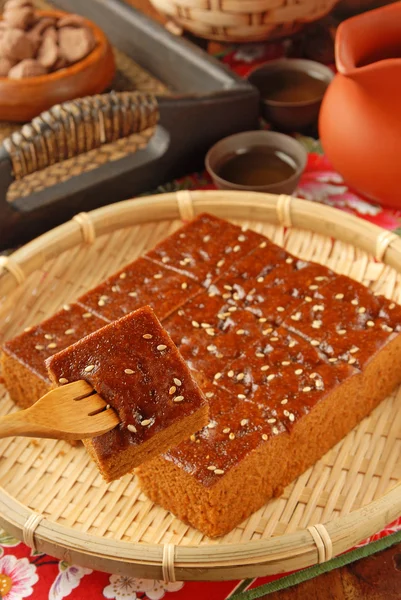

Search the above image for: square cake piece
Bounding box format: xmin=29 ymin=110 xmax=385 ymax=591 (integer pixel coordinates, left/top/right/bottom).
xmin=1 ymin=303 xmax=107 ymax=408
xmin=46 ymin=306 xmax=209 ymax=481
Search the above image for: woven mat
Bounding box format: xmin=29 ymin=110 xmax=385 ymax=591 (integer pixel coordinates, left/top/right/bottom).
xmin=5 ymin=0 xmax=168 ymax=203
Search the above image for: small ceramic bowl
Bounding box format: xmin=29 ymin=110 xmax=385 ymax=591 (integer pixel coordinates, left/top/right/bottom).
xmin=205 ymin=130 xmax=307 ymax=195
xmin=247 ymin=59 xmax=334 ymax=132
xmin=0 ymin=10 xmax=116 ymax=122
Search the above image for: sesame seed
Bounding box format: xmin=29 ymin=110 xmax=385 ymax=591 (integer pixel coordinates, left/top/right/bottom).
xmin=272 ymin=427 xmax=279 ymax=435
xmin=277 ymin=306 xmax=285 ymax=312
xmin=85 ymin=365 xmax=95 ymax=373
xmin=270 ymin=337 xmax=279 ymax=342
xmin=348 ymin=357 xmax=357 ymax=365
xmin=257 ymin=276 xmax=264 ymax=283
xmin=214 ymin=372 xmax=222 ymax=380
xmin=233 ymin=293 xmax=240 ymax=301
xmin=351 ymin=299 xmax=358 ymax=305
xmin=315 ymin=276 xmax=326 ymax=281
xmin=161 ymin=256 xmax=169 ymax=263
xmin=281 ymin=360 xmax=291 ymax=366
xmin=241 ymin=419 xmax=248 ymax=426
xmin=366 ymin=320 xmax=375 ymax=327
xmin=238 ymin=234 xmax=246 ymax=242
xmin=238 ymin=394 xmax=246 ymax=399
xmin=259 ymin=241 xmax=267 ymax=248
xmin=47 ymin=343 xmax=57 ymax=349
xmin=205 ymin=392 xmax=214 ymax=399
xmin=63 ymin=304 xmax=71 ymax=311
xmin=295 ymin=368 xmax=303 ymax=375
xmin=309 ymin=285 xmax=318 ymax=290
xmin=207 ymin=465 xmax=216 ymax=471
xmin=350 ymin=346 xmax=359 ymax=353
xmin=83 ymin=313 xmax=92 ymax=318
xmin=203 ymin=235 xmax=211 ymax=242
xmin=328 ymin=357 xmax=338 ymax=363
xmin=256 ymin=352 xmax=264 ymax=358
xmin=106 ymin=404 xmax=111 ymax=410
xmin=44 ymin=334 xmax=53 ymax=340
xmin=357 ymin=307 xmax=366 ymax=314
xmin=288 ymin=340 xmax=297 ymax=348
xmin=65 ymin=329 xmax=74 ymax=335
xmin=214 ymin=469 xmax=225 ymax=475
xmin=267 ymin=373 xmax=276 ymax=381
xmin=338 ymin=329 xmax=346 ymax=335
xmin=111 ymin=286 xmax=119 ymax=292
xmin=382 ymin=324 xmax=394 ymax=332
xmin=207 ymin=344 xmax=217 ymax=352
xmin=143 ymin=334 xmax=153 ymax=339
xmin=173 ymin=378 xmax=182 ymax=386
xmin=217 ymin=313 xmax=228 ymax=320
xmin=227 ymin=370 xmax=234 ymax=377
xmin=58 ymin=378 xmax=68 ymax=384
xmin=311 ymin=340 xmax=320 ymax=346
xmin=309 ymin=372 xmax=317 ymax=379
xmin=312 ymin=320 xmax=322 ymax=329
xmin=223 ymin=427 xmax=230 ymax=434
xmin=154 ymin=273 xmax=163 ymax=280
xmin=127 ymin=424 xmax=137 ymax=433
xmin=207 ymin=422 xmax=216 ymax=429
xmin=156 ymin=345 xmax=167 ymax=352
xmin=286 ymin=257 xmax=293 ymax=264
xmin=169 ymin=386 xmax=177 ymax=395
xmin=128 ymin=291 xmax=137 ymax=297
xmin=313 ymin=305 xmax=324 ymax=312
xmin=291 ymin=312 xmax=301 ymax=321
xmin=283 ymin=410 xmax=289 ymax=416
xmin=281 ymin=398 xmax=288 ymax=405
xmin=24 ymin=326 xmax=32 ymax=332
xmin=222 ymin=293 xmax=231 ymax=299
xmin=35 ymin=345 xmax=44 ymax=351
xmin=315 ymin=380 xmax=324 ymax=389
xmin=217 ymin=259 xmax=225 ymax=268
xmin=261 ymin=365 xmax=269 ymax=371
xmin=173 ymin=396 xmax=184 ymax=402
xmin=124 ymin=368 xmax=134 ymax=375
xmin=263 ymin=328 xmax=274 ymax=335
xmin=289 ymin=413 xmax=295 ymax=422
xmin=228 ymin=306 xmax=237 ymax=313
xmin=178 ymin=310 xmax=184 ymax=316
xmin=389 ymin=303 xmax=395 ymax=309
xmin=190 ymin=434 xmax=196 ymax=442
xmin=98 ymin=300 xmax=106 ymax=306
xmin=335 ymin=293 xmax=344 ymax=299
xmin=236 ymin=329 xmax=245 ymax=335
xmin=181 ymin=282 xmax=188 ymax=290
xmin=141 ymin=419 xmax=152 ymax=426
xmin=267 ymin=418 xmax=276 ymax=424
xmin=224 ymin=284 xmax=233 ymax=291
xmin=262 ymin=434 xmax=268 ymax=441
xmin=233 ymin=245 xmax=241 ymax=252
xmin=119 ymin=272 xmax=127 ymax=279
xmin=258 ymin=317 xmax=267 ymax=323
xmin=229 ymin=432 xmax=236 ymax=440
xmin=303 ymin=386 xmax=312 ymax=392
xmin=305 ymin=296 xmax=312 ymax=303
xmin=206 ymin=328 xmax=215 ymax=336
xmin=237 ymin=373 xmax=245 ymax=381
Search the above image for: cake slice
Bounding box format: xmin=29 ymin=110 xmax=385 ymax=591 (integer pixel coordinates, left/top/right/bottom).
xmin=46 ymin=306 xmax=209 ymax=481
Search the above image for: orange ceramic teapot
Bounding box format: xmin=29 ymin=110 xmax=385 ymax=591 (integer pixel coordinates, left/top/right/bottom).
xmin=319 ymin=2 xmax=401 ymax=209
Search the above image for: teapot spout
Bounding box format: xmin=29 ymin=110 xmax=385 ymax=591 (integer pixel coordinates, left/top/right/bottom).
xmin=336 ymin=2 xmax=401 ymax=78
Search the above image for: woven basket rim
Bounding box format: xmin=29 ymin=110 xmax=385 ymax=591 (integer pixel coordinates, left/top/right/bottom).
xmin=0 ymin=190 xmax=400 ymax=580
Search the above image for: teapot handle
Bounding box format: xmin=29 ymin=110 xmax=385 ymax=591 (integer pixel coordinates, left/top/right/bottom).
xmin=336 ymin=2 xmax=401 ymax=76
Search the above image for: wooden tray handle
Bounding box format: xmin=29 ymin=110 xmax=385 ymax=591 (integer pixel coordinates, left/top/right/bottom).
xmin=2 ymin=91 xmax=159 ymax=180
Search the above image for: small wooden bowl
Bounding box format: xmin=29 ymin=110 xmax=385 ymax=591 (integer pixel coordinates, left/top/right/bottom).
xmin=0 ymin=10 xmax=116 ymax=122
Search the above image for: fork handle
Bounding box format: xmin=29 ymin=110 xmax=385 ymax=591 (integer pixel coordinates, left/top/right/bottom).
xmin=0 ymin=409 xmax=57 ymax=439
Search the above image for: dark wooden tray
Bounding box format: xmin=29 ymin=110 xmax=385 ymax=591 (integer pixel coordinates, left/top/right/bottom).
xmin=0 ymin=0 xmax=259 ymax=249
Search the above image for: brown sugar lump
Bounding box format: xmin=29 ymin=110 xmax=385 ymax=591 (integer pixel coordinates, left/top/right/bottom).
xmin=0 ymin=28 xmax=34 ymax=61
xmin=8 ymin=57 xmax=46 ymax=78
xmin=77 ymin=256 xmax=202 ymax=323
xmin=58 ymin=25 xmax=96 ymax=64
xmin=282 ymin=274 xmax=401 ymax=369
xmin=46 ymin=306 xmax=209 ymax=482
xmin=146 ymin=213 xmax=265 ymax=287
xmin=1 ymin=303 xmax=107 ymax=409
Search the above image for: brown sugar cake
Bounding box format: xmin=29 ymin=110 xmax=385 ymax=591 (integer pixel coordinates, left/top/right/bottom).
xmin=46 ymin=306 xmax=209 ymax=481
xmin=136 ymin=263 xmax=401 ymax=537
xmin=1 ymin=303 xmax=107 ymax=409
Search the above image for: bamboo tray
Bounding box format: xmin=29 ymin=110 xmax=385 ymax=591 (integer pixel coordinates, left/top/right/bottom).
xmin=0 ymin=190 xmax=400 ymax=581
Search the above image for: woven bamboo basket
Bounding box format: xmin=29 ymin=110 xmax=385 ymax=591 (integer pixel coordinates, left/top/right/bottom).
xmin=0 ymin=190 xmax=400 ymax=581
xmin=149 ymin=0 xmax=339 ymax=42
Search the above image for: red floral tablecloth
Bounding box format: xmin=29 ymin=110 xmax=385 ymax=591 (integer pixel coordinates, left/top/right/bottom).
xmin=1 ymin=39 xmax=401 ymax=600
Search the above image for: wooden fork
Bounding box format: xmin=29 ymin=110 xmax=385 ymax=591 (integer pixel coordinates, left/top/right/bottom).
xmin=0 ymin=381 xmax=120 ymax=441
